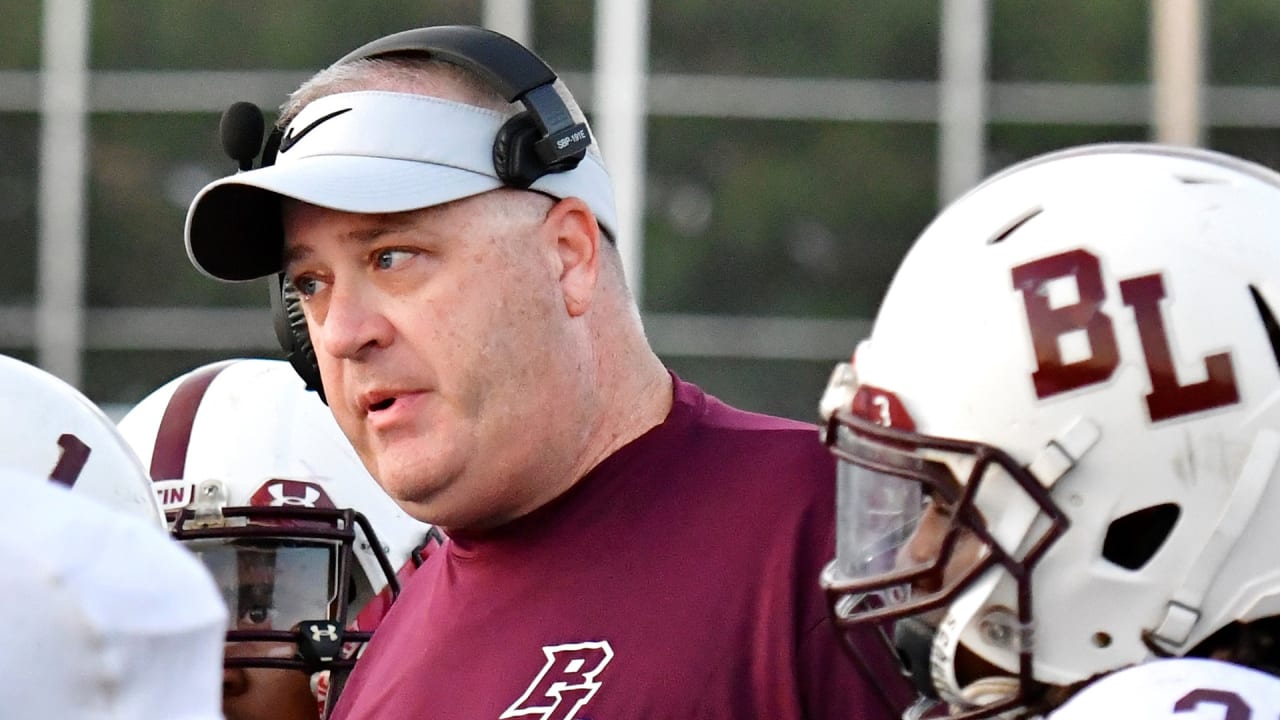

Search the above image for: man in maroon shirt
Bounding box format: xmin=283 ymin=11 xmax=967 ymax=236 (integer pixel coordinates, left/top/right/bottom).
xmin=182 ymin=24 xmax=911 ymax=719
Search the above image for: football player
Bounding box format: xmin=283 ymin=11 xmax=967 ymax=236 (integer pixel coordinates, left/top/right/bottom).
xmin=118 ymin=358 xmax=440 ymax=720
xmin=818 ymin=144 xmax=1280 ymax=718
xmin=0 ymin=353 xmax=222 ymax=717
xmin=1 ymin=472 xmax=226 ymax=719
xmin=0 ymin=352 xmax=165 ymax=525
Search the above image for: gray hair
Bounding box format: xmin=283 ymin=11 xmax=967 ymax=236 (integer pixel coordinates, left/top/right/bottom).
xmin=280 ymin=55 xmax=506 ymax=123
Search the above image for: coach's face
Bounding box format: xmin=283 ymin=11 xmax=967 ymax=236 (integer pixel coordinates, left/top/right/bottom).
xmin=281 ymin=191 xmax=591 ymax=530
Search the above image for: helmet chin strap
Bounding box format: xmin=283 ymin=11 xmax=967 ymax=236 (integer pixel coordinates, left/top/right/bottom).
xmin=896 ymin=598 xmax=1025 ymax=717
xmin=959 ymin=676 xmax=1023 ymax=718
xmin=1148 ymin=428 xmax=1280 ymax=652
xmin=931 ymin=563 xmax=1057 ymax=719
xmin=895 ymin=418 xmax=1098 ymax=718
xmin=895 ymin=617 xmax=942 ymax=699
xmin=919 ymin=571 xmax=1015 ymax=710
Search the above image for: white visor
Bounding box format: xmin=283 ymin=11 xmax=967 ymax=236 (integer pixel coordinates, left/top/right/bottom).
xmin=185 ymin=90 xmax=617 ymax=281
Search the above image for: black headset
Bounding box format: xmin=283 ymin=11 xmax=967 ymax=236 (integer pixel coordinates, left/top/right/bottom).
xmin=219 ymin=25 xmax=592 ymax=404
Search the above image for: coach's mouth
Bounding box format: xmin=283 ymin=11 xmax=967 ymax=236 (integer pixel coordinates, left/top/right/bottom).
xmin=358 ymin=388 xmax=428 ymax=426
xmin=358 ymin=388 xmax=407 ymax=414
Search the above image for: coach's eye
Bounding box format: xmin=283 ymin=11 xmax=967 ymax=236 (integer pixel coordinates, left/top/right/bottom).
xmin=374 ymin=249 xmax=414 ymax=271
xmin=292 ymin=275 xmax=324 ymax=298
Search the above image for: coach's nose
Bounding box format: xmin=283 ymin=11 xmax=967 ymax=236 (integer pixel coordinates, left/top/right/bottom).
xmin=315 ymin=279 xmax=394 ymax=362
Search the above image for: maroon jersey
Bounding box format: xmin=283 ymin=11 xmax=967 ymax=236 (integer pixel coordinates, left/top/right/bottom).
xmin=331 ymin=376 xmax=912 ymax=720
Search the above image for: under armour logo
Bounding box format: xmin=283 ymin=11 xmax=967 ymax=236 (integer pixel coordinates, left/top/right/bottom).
xmin=502 ymin=641 xmax=614 ymax=720
xmin=249 ymin=479 xmax=336 ymax=509
xmin=310 ymin=623 xmax=339 ymax=643
xmin=297 ymin=620 xmax=343 ymax=668
xmin=268 ymin=483 xmax=321 ymax=507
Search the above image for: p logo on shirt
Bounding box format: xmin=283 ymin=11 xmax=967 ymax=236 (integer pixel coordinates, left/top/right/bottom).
xmin=501 ymin=641 xmax=614 ymax=720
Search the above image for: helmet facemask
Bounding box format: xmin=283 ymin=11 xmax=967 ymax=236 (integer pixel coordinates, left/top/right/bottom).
xmin=820 ymin=373 xmax=1073 ymax=719
xmin=170 ymin=481 xmax=406 ymax=675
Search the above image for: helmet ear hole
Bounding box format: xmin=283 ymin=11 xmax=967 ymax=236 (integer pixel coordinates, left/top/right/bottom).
xmin=1101 ymin=503 xmax=1181 ymax=570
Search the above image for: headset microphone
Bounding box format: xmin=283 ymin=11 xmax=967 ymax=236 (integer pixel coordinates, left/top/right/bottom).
xmin=219 ymin=101 xmax=266 ymax=172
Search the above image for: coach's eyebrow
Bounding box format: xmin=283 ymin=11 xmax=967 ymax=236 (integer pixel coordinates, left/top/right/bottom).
xmin=281 ymin=215 xmax=419 ymax=270
xmin=281 ymin=243 xmax=311 ymax=270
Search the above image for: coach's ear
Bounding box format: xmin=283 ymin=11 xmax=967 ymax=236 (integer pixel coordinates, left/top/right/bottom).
xmin=546 ymin=196 xmax=601 ymax=318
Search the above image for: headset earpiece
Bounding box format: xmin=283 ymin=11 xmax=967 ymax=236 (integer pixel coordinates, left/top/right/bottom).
xmin=342 ymin=25 xmax=592 ymax=187
xmin=268 ymin=274 xmax=327 ymax=404
xmin=493 ymin=111 xmax=549 ymax=189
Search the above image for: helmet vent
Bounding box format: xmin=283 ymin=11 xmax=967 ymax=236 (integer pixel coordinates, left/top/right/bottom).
xmin=1248 ymin=285 xmax=1280 ymax=372
xmin=1174 ymin=174 xmax=1226 ymax=185
xmin=986 ymin=207 xmax=1043 ymax=245
xmin=1102 ymin=503 xmax=1180 ymax=570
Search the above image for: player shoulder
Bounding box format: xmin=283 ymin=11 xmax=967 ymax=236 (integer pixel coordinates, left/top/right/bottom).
xmin=698 ymin=390 xmax=822 ymax=437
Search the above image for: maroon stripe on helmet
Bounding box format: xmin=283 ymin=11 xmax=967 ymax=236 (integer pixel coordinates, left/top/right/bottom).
xmin=149 ymin=360 xmax=238 ymax=480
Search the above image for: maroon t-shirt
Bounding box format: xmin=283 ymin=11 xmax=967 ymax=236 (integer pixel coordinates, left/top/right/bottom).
xmin=331 ymin=376 xmax=912 ymax=719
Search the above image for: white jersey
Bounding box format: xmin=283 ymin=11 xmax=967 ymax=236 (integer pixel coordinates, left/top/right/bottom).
xmin=1049 ymin=658 xmax=1280 ymax=719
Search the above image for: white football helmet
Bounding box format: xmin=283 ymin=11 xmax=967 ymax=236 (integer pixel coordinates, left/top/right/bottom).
xmin=116 ymin=358 xmax=439 ymax=713
xmin=0 ymin=353 xmax=164 ymax=526
xmin=1048 ymin=658 xmax=1280 ymax=720
xmin=819 ymin=144 xmax=1280 ymax=718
